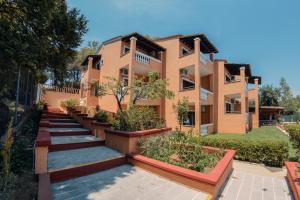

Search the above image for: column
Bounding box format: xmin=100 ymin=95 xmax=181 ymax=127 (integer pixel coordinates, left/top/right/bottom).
xmin=194 ymin=37 xmax=201 ymax=132
xmin=128 ymin=36 xmax=137 ymax=104
xmin=253 ymin=78 xmax=259 ymax=128
xmin=240 ymin=67 xmax=246 ymax=132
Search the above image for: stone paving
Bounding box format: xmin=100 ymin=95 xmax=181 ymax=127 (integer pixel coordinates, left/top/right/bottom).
xmin=48 ymin=146 xmax=124 ymax=171
xmin=218 ymin=161 xmax=293 ymax=200
xmin=48 ymin=127 xmax=90 ymax=133
xmin=51 ymin=164 xmax=209 ymax=200
xmin=51 ymin=135 xmax=102 ymax=144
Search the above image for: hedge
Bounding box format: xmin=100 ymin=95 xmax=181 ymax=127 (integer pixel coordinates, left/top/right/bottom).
xmin=198 ymin=137 xmax=289 ymax=167
xmin=285 ymin=124 xmax=300 ymax=147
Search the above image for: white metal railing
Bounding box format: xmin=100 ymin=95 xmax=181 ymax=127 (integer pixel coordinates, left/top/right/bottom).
xmin=200 ymin=52 xmax=212 ymax=65
xmin=200 ymin=87 xmax=213 ymax=100
xmin=42 ymin=84 xmax=80 ymax=94
xmin=200 ymin=123 xmax=213 ymax=135
xmin=135 ymin=51 xmax=162 ymax=65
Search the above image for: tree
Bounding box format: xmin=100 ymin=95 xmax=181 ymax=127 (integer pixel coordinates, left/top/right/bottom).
xmin=66 ymin=41 xmax=101 ymax=87
xmin=279 ymin=78 xmax=297 ymax=113
xmin=173 ymin=97 xmax=189 ymax=131
xmin=95 ymin=72 xmax=174 ymax=112
xmin=0 ymin=0 xmax=88 ymax=96
xmin=259 ymin=85 xmax=281 ymax=106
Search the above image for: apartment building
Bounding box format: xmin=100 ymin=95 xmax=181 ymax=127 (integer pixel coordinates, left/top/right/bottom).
xmin=79 ymin=32 xmax=261 ymax=134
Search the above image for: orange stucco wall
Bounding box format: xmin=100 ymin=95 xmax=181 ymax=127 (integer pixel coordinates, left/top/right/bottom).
xmin=43 ymin=90 xmax=80 ymax=109
xmin=46 ymin=33 xmax=260 ymax=135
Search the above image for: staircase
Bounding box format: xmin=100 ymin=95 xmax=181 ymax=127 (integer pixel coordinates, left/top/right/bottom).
xmin=39 ymin=109 xmax=127 ymax=195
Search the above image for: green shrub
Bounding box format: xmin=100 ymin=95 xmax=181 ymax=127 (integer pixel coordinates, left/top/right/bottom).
xmin=94 ymin=110 xmax=108 ymax=123
xmin=138 ymin=132 xmax=223 ymax=172
xmin=198 ymin=136 xmax=288 ymax=167
xmin=111 ymin=106 xmax=165 ymax=131
xmin=285 ymin=124 xmax=300 ymax=147
xmin=60 ymin=99 xmax=78 ymax=109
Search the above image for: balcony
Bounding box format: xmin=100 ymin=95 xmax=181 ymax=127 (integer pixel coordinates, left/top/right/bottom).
xmin=200 ymin=52 xmax=212 ymax=65
xmin=200 ymin=88 xmax=214 ymax=105
xmin=135 ymin=51 xmax=161 ymax=65
xmin=200 ymin=123 xmax=214 ymax=135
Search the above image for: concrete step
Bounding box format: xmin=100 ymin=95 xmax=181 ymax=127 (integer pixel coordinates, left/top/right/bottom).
xmin=49 ymin=122 xmax=82 ymax=128
xmin=49 ymin=119 xmax=77 ymax=123
xmin=49 ymin=135 xmax=105 ymax=151
xmin=42 ymin=114 xmax=72 ymax=119
xmin=48 ymin=128 xmax=92 ymax=136
xmin=48 ymin=146 xmax=125 ymax=182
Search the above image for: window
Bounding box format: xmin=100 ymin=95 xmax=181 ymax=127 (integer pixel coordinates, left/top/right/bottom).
xmin=122 ymin=77 xmax=128 ymax=86
xmin=225 ymin=73 xmax=232 ymax=83
xmin=95 ymin=59 xmax=103 ymax=70
xmin=225 ymin=102 xmax=233 ymax=113
xmin=181 ymin=47 xmax=190 ymax=56
xmin=183 ymin=111 xmax=195 ymax=126
xmin=248 ymin=100 xmax=256 ymax=113
xmin=123 ymin=46 xmax=130 ymax=54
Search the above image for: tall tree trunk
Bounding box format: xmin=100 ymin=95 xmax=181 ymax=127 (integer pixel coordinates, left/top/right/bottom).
xmin=14 ymin=66 xmax=21 ymax=125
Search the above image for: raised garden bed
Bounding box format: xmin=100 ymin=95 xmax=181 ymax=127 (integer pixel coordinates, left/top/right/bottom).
xmin=128 ymin=147 xmax=235 ymax=198
xmin=104 ymin=127 xmax=172 ymax=154
xmin=127 ymin=132 xmax=235 ymax=197
xmin=285 ymin=161 xmax=300 ymax=200
xmin=91 ymin=121 xmax=111 ymax=139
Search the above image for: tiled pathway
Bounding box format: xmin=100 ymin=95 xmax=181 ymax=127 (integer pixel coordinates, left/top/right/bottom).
xmin=51 ymin=164 xmax=209 ymax=200
xmin=218 ymin=170 xmax=292 ymax=200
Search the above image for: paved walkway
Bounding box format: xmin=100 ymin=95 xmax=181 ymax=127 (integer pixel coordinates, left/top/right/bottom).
xmin=218 ymin=161 xmax=293 ymax=200
xmin=51 ymin=164 xmax=209 ymax=200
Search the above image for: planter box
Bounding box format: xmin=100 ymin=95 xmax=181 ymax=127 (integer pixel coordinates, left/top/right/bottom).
xmin=104 ymin=127 xmax=172 ymax=154
xmin=285 ymin=161 xmax=300 ymax=200
xmin=91 ymin=121 xmax=111 ymax=139
xmin=128 ymin=147 xmax=235 ymax=198
xmin=80 ymin=116 xmax=94 ymax=129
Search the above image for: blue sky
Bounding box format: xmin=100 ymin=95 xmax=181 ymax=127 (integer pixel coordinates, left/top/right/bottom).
xmin=68 ymin=0 xmax=300 ymax=95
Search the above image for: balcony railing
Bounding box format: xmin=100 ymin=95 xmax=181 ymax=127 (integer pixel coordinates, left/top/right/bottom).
xmin=200 ymin=52 xmax=212 ymax=65
xmin=200 ymin=123 xmax=213 ymax=135
xmin=42 ymin=84 xmax=80 ymax=94
xmin=200 ymin=87 xmax=213 ymax=100
xmin=135 ymin=51 xmax=162 ymax=65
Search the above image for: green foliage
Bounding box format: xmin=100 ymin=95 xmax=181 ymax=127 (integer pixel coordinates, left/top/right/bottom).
xmin=111 ymin=106 xmax=165 ymax=131
xmin=131 ymin=72 xmax=174 ymax=104
xmin=0 ymin=120 xmax=14 ymax=181
xmin=138 ymin=131 xmax=223 ymax=172
xmin=199 ymin=135 xmax=289 ymax=167
xmin=94 ymin=110 xmax=108 ymax=123
xmin=66 ymin=41 xmax=101 ymax=87
xmin=0 ymin=0 xmax=87 ymax=98
xmin=260 ymin=84 xmax=281 ymax=106
xmin=285 ymin=124 xmax=300 ymax=147
xmin=60 ymin=99 xmax=78 ymax=109
xmin=95 ymin=72 xmax=174 ymax=111
xmin=0 ymin=106 xmax=41 ymax=199
xmin=173 ymin=97 xmax=189 ymax=131
xmin=279 ymin=78 xmax=297 ymax=113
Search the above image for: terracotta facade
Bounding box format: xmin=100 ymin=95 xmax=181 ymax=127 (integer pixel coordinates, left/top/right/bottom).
xmin=44 ymin=32 xmax=261 ymax=134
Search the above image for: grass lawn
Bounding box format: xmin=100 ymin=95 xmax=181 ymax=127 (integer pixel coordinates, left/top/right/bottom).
xmin=206 ymin=126 xmax=299 ymax=160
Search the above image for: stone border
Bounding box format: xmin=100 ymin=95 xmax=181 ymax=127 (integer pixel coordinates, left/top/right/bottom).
xmin=38 ymin=173 xmax=52 ymax=200
xmin=128 ymin=148 xmax=235 ymax=198
xmin=104 ymin=127 xmax=172 ymax=138
xmin=285 ymin=161 xmax=299 ymax=200
xmin=104 ymin=127 xmax=172 ymax=154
